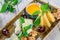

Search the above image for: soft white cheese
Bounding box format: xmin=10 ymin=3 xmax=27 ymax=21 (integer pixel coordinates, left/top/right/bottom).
xmin=22 ymin=19 xmax=33 ymax=28
xmin=15 ymin=19 xmax=33 ymax=34
xmin=10 ymin=33 xmax=18 ymax=40
xmin=15 ymin=19 xmax=21 ymax=34
xmin=5 ymin=38 xmax=12 ymax=40
xmin=5 ymin=33 xmax=18 ymax=40
xmin=22 ymin=19 xmax=33 ymax=34
xmin=27 ymin=29 xmax=32 ymax=34
xmin=15 ymin=26 xmax=21 ymax=34
xmin=15 ymin=19 xmax=21 ymax=27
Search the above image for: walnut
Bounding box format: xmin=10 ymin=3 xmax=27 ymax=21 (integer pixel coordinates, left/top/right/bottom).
xmin=21 ymin=37 xmax=27 ymax=40
xmin=29 ymin=30 xmax=38 ymax=37
xmin=28 ymin=36 xmax=35 ymax=40
xmin=53 ymin=9 xmax=60 ymax=20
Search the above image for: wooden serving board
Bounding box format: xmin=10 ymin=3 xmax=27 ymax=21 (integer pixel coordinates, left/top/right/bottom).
xmin=0 ymin=24 xmax=15 ymax=40
xmin=0 ymin=0 xmax=60 ymax=40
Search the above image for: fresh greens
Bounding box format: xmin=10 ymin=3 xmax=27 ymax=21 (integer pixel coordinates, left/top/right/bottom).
xmin=19 ymin=17 xmax=33 ymax=38
xmin=33 ymin=3 xmax=50 ymax=27
xmin=4 ymin=0 xmax=10 ymax=3
xmin=18 ymin=17 xmax=25 ymax=40
xmin=23 ymin=30 xmax=28 ymax=37
xmin=34 ymin=16 xmax=41 ymax=27
xmin=7 ymin=5 xmax=15 ymax=12
xmin=24 ymin=24 xmax=33 ymax=31
xmin=41 ymin=3 xmax=50 ymax=12
xmin=10 ymin=0 xmax=18 ymax=5
xmin=0 ymin=0 xmax=18 ymax=13
xmin=20 ymin=17 xmax=25 ymax=25
xmin=18 ymin=32 xmax=23 ymax=40
xmin=23 ymin=24 xmax=33 ymax=37
xmin=18 ymin=24 xmax=33 ymax=38
xmin=1 ymin=3 xmax=8 ymax=12
xmin=32 ymin=11 xmax=41 ymax=15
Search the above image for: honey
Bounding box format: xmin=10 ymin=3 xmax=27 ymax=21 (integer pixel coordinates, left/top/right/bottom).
xmin=26 ymin=3 xmax=40 ymax=15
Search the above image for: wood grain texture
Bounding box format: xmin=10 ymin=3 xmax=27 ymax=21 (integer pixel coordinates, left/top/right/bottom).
xmin=0 ymin=24 xmax=15 ymax=40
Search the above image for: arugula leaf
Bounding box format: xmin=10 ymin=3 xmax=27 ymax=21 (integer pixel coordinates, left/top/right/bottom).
xmin=34 ymin=16 xmax=41 ymax=27
xmin=1 ymin=3 xmax=8 ymax=12
xmin=7 ymin=5 xmax=15 ymax=12
xmin=41 ymin=3 xmax=50 ymax=12
xmin=20 ymin=17 xmax=25 ymax=25
xmin=24 ymin=24 xmax=33 ymax=31
xmin=18 ymin=32 xmax=23 ymax=40
xmin=32 ymin=11 xmax=41 ymax=15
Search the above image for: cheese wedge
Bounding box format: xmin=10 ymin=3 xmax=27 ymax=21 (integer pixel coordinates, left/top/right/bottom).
xmin=43 ymin=13 xmax=51 ymax=27
xmin=46 ymin=11 xmax=55 ymax=22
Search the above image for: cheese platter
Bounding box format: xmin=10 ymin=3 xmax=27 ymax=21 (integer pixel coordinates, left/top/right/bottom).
xmin=0 ymin=0 xmax=60 ymax=40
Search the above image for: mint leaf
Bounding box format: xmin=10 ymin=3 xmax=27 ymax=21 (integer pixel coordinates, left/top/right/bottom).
xmin=34 ymin=16 xmax=41 ymax=27
xmin=41 ymin=3 xmax=50 ymax=12
xmin=18 ymin=32 xmax=23 ymax=40
xmin=11 ymin=0 xmax=18 ymax=5
xmin=20 ymin=17 xmax=25 ymax=25
xmin=1 ymin=3 xmax=8 ymax=12
xmin=22 ymin=25 xmax=33 ymax=37
xmin=4 ymin=0 xmax=10 ymax=3
xmin=23 ymin=30 xmax=28 ymax=37
xmin=24 ymin=24 xmax=33 ymax=31
xmin=32 ymin=11 xmax=41 ymax=15
xmin=7 ymin=5 xmax=15 ymax=12
xmin=1 ymin=0 xmax=19 ymax=13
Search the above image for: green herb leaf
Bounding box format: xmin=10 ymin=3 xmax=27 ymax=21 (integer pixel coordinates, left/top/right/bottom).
xmin=1 ymin=3 xmax=8 ymax=12
xmin=11 ymin=0 xmax=18 ymax=5
xmin=20 ymin=17 xmax=25 ymax=25
xmin=24 ymin=24 xmax=33 ymax=31
xmin=1 ymin=0 xmax=19 ymax=13
xmin=34 ymin=16 xmax=41 ymax=27
xmin=4 ymin=0 xmax=10 ymax=3
xmin=7 ymin=5 xmax=15 ymax=12
xmin=32 ymin=11 xmax=41 ymax=15
xmin=41 ymin=3 xmax=50 ymax=12
xmin=18 ymin=32 xmax=23 ymax=40
xmin=23 ymin=30 xmax=28 ymax=37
